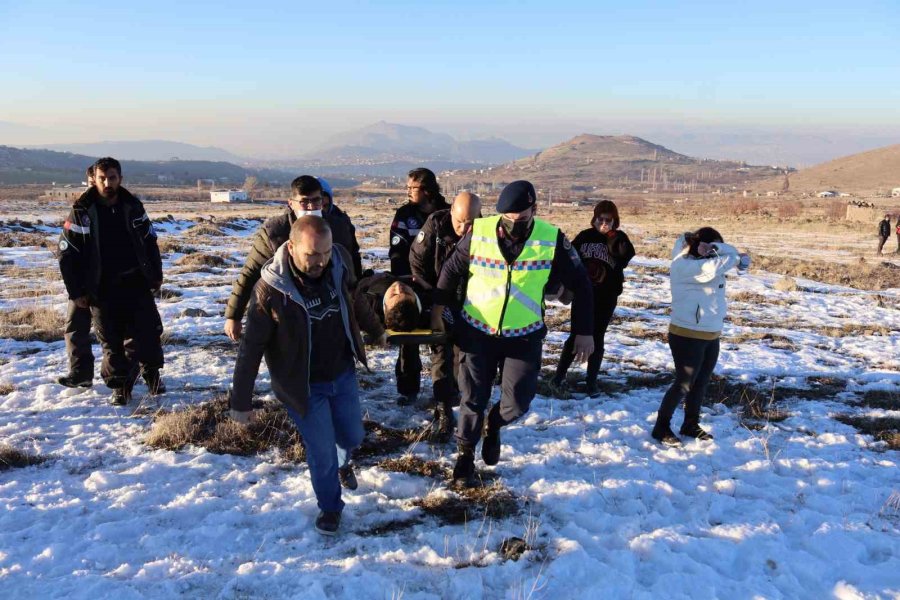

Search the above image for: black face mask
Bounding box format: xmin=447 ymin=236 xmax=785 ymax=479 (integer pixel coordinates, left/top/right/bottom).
xmin=501 ymin=216 xmax=532 ymax=239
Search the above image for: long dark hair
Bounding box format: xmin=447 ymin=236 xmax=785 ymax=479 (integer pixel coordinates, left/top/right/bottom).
xmin=407 ymin=167 xmax=441 ymax=199
xmin=592 ymin=200 xmax=620 ymax=230
xmin=685 ymin=227 xmax=724 ymax=257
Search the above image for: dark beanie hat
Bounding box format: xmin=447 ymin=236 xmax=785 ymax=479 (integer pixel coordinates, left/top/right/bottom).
xmin=496 ymin=180 xmax=536 ymax=213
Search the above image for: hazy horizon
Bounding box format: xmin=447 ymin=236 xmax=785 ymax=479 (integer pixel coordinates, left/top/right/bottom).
xmin=2 ymin=0 xmax=898 ymax=166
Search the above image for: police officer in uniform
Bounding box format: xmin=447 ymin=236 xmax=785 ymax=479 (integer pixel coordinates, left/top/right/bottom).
xmin=388 ymin=168 xmax=450 ymax=405
xmin=410 ymin=191 xmax=482 ymax=441
xmin=431 ymin=180 xmax=594 ymax=487
xmin=58 ymin=157 xmax=165 ymax=405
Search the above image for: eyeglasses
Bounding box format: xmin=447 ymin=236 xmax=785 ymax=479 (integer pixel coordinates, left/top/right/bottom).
xmin=595 ymin=217 xmax=614 ymax=223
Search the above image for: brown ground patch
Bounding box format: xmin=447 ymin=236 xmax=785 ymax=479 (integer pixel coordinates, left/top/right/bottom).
xmin=752 ymin=255 xmax=900 ymax=291
xmin=378 ymin=455 xmax=449 ymax=479
xmin=0 ymin=231 xmax=51 ymax=248
xmin=0 ymin=383 xmax=14 ymax=395
xmin=183 ymin=223 xmax=228 ymax=237
xmin=834 ymin=415 xmax=900 ymax=450
xmin=855 ymin=390 xmax=899 ymax=410
xmin=157 ymin=239 xmax=198 ymax=255
xmin=0 ymin=445 xmax=47 ymax=470
xmin=174 ymin=253 xmax=230 ymax=268
xmin=413 ymin=481 xmax=520 ymax=525
xmin=0 ymin=307 xmax=65 ymax=342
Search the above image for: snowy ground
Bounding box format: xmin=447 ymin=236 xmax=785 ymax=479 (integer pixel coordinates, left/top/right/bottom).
xmin=0 ymin=214 xmax=898 ymax=599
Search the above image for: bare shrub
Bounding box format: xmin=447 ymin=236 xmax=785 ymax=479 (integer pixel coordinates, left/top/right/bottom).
xmin=175 ymin=253 xmax=229 ymax=268
xmin=777 ymin=201 xmax=802 ymax=219
xmin=825 ymin=201 xmax=846 ymax=220
xmin=731 ymin=198 xmax=761 ymax=214
xmin=0 ymin=307 xmax=65 ymax=342
xmin=0 ymin=445 xmax=47 ymax=470
xmin=0 ymin=383 xmax=13 ymax=395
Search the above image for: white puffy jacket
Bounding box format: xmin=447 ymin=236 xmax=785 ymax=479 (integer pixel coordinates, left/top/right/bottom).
xmin=669 ymin=235 xmax=740 ymax=333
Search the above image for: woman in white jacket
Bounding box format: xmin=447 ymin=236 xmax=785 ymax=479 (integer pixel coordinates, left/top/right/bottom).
xmin=651 ymin=227 xmax=749 ymax=446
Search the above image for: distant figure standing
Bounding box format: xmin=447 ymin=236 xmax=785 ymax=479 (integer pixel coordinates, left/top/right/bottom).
xmin=549 ymin=200 xmax=635 ymax=398
xmin=877 ymin=214 xmax=891 ymax=255
xmin=895 ymin=216 xmax=900 ymax=254
xmin=651 ymin=228 xmax=749 ymax=446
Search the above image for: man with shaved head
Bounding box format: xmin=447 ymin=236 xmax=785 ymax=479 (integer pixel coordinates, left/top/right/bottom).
xmin=410 ymin=191 xmax=482 ymax=441
xmin=228 ymin=216 xmax=385 ymax=536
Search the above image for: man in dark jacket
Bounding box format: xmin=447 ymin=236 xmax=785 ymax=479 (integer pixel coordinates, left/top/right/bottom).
xmin=877 ymin=214 xmax=891 ymax=255
xmin=58 ymin=157 xmax=165 ymax=405
xmin=388 ymin=168 xmax=449 ymax=277
xmin=224 ymin=176 xmax=363 ymax=341
xmin=318 ymin=177 xmax=363 ymax=277
xmin=409 ymin=191 xmax=482 ymax=440
xmin=355 ymin=271 xmax=432 ymax=407
xmin=228 ymin=216 xmax=385 ymax=536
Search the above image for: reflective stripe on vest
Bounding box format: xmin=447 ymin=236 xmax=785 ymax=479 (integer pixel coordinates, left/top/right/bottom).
xmin=463 ymin=215 xmax=557 ymax=337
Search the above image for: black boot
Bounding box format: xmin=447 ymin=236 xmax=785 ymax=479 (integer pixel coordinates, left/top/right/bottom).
xmin=584 ymin=378 xmax=600 ymax=398
xmin=651 ymin=422 xmax=682 ymax=447
xmin=680 ymin=423 xmax=714 ymax=440
xmin=482 ymin=404 xmax=502 ymax=466
xmin=58 ymin=373 xmax=92 ymax=388
xmin=429 ymin=402 xmax=455 ymax=443
xmin=143 ymin=368 xmax=166 ymax=395
xmin=452 ymin=444 xmax=477 ymax=488
xmin=109 ymin=386 xmax=132 ymax=406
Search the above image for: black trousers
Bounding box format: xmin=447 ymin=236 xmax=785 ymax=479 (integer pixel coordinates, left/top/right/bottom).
xmin=656 ymin=333 xmax=720 ymax=429
xmin=555 ymin=295 xmax=618 ymax=384
xmin=65 ymin=301 xmax=94 ymax=377
xmin=455 ymin=324 xmax=543 ymax=448
xmin=877 ymin=235 xmax=888 ymax=255
xmin=92 ymin=276 xmax=164 ymax=389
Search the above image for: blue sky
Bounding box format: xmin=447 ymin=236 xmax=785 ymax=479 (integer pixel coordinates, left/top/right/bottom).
xmin=1 ymin=0 xmax=898 ymax=158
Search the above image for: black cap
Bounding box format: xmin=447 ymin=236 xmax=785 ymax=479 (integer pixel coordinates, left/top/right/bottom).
xmin=496 ymin=180 xmax=536 ymax=213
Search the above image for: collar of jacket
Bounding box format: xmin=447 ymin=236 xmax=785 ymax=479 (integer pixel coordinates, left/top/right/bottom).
xmin=75 ymin=185 xmax=140 ymax=209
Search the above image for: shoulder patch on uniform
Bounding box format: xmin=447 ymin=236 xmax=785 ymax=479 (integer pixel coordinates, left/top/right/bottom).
xmin=80 ymin=215 xmax=90 ymax=227
xmin=58 ymin=239 xmax=69 ymax=251
xmin=407 ymin=218 xmax=418 ymax=228
xmin=415 ymin=230 xmax=425 ymax=244
xmin=391 ymin=235 xmax=402 ymax=246
xmin=563 ymin=237 xmax=572 ymax=250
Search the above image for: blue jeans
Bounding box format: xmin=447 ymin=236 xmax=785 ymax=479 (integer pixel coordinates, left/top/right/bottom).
xmin=286 ymin=367 xmax=365 ymax=514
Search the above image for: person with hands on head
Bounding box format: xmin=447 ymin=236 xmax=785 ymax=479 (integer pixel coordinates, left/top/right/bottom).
xmin=227 ymin=216 xmax=385 ymax=537
xmin=431 ymin=180 xmax=594 ymax=487
xmin=57 ymin=157 xmax=165 ymax=405
xmin=651 ymin=227 xmax=750 ymax=446
xmin=549 ymin=200 xmax=635 ymax=398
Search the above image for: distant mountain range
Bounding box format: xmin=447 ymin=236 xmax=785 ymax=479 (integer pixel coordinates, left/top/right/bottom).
xmin=22 ymin=140 xmax=247 ymax=163
xmin=0 ymin=146 xmax=292 ymax=185
xmin=443 ymin=134 xmax=784 ymax=193
xmin=308 ymin=121 xmax=534 ymax=166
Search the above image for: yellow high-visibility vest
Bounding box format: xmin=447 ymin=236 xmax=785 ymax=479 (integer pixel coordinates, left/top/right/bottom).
xmin=462 ymin=215 xmax=557 ymax=337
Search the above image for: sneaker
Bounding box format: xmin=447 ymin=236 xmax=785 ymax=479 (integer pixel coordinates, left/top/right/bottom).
xmin=109 ymin=387 xmax=132 ymax=406
xmin=680 ymin=424 xmax=714 ymax=441
xmin=546 ymin=378 xmax=571 ymax=400
xmin=57 ymin=373 xmax=92 ymax=388
xmin=338 ymin=464 xmax=358 ymax=490
xmin=651 ymin=424 xmax=682 ymax=447
xmin=452 ymin=446 xmax=477 ymax=488
xmin=396 ymin=393 xmax=417 ymax=407
xmin=315 ymin=510 xmax=341 ymax=536
xmin=482 ymin=422 xmax=501 ymax=466
xmin=143 ymin=369 xmax=166 ymax=395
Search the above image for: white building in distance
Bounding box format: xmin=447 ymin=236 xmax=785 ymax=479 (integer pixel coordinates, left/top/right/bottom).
xmin=210 ymin=189 xmax=249 ymax=203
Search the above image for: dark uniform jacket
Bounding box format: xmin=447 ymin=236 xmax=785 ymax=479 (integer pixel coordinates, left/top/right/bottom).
xmin=58 ymin=186 xmax=162 ymax=300
xmin=436 ymin=222 xmax=594 ymax=339
xmin=879 ymin=219 xmax=891 ymax=239
xmin=389 ymin=196 xmax=449 ymax=277
xmin=224 ymin=206 xmax=362 ymax=321
xmin=229 ymin=244 xmax=383 ymax=418
xmin=409 ymin=208 xmax=459 ymax=290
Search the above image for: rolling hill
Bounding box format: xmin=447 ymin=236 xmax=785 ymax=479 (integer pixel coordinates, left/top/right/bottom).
xmin=770 ymin=144 xmax=900 ymax=194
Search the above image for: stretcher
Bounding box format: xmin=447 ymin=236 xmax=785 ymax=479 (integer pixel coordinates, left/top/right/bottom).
xmin=385 ymin=329 xmax=449 ymax=345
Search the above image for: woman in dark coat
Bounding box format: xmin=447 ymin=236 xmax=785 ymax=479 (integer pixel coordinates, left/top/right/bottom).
xmin=549 ymin=200 xmax=635 ymax=398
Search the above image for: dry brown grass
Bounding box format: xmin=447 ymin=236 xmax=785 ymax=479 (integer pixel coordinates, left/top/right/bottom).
xmin=0 ymin=307 xmax=65 ymax=342
xmin=0 ymin=231 xmax=51 ymax=248
xmin=183 ymin=223 xmax=227 ymax=238
xmin=0 ymin=383 xmax=14 ymax=395
xmin=856 ymin=389 xmax=899 ymax=410
xmin=834 ymin=415 xmax=900 ymax=450
xmin=753 ymin=255 xmax=900 ymax=290
xmin=0 ymin=264 xmax=60 ymax=281
xmin=174 ymin=253 xmax=230 ymax=268
xmin=0 ymin=445 xmax=47 ymax=470
xmin=157 ymin=239 xmax=197 ymax=255
xmin=413 ymin=481 xmax=519 ymax=525
xmin=378 ymin=455 xmax=449 ymax=479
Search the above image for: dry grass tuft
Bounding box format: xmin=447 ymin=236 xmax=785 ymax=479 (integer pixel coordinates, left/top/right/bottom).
xmin=356 ymin=421 xmax=422 ymax=459
xmin=755 ymin=255 xmax=899 ymax=291
xmin=0 ymin=231 xmax=51 ymax=248
xmin=0 ymin=445 xmax=47 ymax=470
xmin=175 ymin=253 xmax=230 ymax=268
xmin=146 ymin=395 xmax=304 ymax=459
xmin=378 ymin=455 xmax=449 ymax=479
xmin=0 ymin=307 xmax=65 ymax=342
xmin=413 ymin=481 xmax=519 ymax=525
xmin=157 ymin=238 xmax=198 ymax=255
xmin=856 ymin=390 xmax=899 ymax=410
xmin=0 ymin=383 xmax=14 ymax=395
xmin=834 ymin=415 xmax=900 ymax=450
xmin=184 ymin=223 xmax=227 ymax=237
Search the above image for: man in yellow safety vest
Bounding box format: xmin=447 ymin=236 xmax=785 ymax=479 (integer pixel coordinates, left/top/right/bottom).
xmin=431 ymin=180 xmax=595 ymax=487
